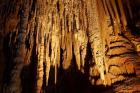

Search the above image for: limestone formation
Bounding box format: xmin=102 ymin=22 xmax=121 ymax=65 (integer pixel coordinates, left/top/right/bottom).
xmin=0 ymin=0 xmax=140 ymax=93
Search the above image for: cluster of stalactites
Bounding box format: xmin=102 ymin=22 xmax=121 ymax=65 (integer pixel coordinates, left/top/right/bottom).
xmin=36 ymin=0 xmax=136 ymax=92
xmin=0 ymin=0 xmax=138 ymax=93
xmin=36 ymin=0 xmax=106 ymax=92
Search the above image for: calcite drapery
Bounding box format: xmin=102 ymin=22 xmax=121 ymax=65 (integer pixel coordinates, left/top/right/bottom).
xmin=0 ymin=0 xmax=140 ymax=93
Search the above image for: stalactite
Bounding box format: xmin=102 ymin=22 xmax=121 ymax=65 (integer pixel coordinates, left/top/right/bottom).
xmin=105 ymin=0 xmax=118 ymax=37
xmin=87 ymin=0 xmax=105 ymax=81
xmin=24 ymin=18 xmax=36 ymax=65
xmin=102 ymin=0 xmax=109 ymax=16
xmin=97 ymin=0 xmax=110 ymax=75
xmin=61 ymin=0 xmax=73 ymax=70
xmin=36 ymin=18 xmax=45 ymax=93
xmin=125 ymin=0 xmax=133 ymax=21
xmin=117 ymin=0 xmax=127 ymax=31
xmin=45 ymin=34 xmax=51 ymax=86
xmin=44 ymin=10 xmax=53 ymax=86
xmin=73 ymin=1 xmax=80 ymax=71
xmin=74 ymin=30 xmax=88 ymax=72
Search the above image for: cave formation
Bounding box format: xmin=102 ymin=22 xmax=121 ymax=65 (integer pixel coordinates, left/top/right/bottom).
xmin=0 ymin=0 xmax=140 ymax=93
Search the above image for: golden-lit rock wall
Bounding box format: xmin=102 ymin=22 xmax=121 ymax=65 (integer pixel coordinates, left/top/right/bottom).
xmin=0 ymin=0 xmax=140 ymax=93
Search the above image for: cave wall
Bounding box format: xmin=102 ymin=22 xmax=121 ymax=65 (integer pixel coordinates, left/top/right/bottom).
xmin=0 ymin=0 xmax=140 ymax=93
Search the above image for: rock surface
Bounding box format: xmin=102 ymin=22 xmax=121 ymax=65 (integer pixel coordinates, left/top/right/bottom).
xmin=0 ymin=0 xmax=140 ymax=93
